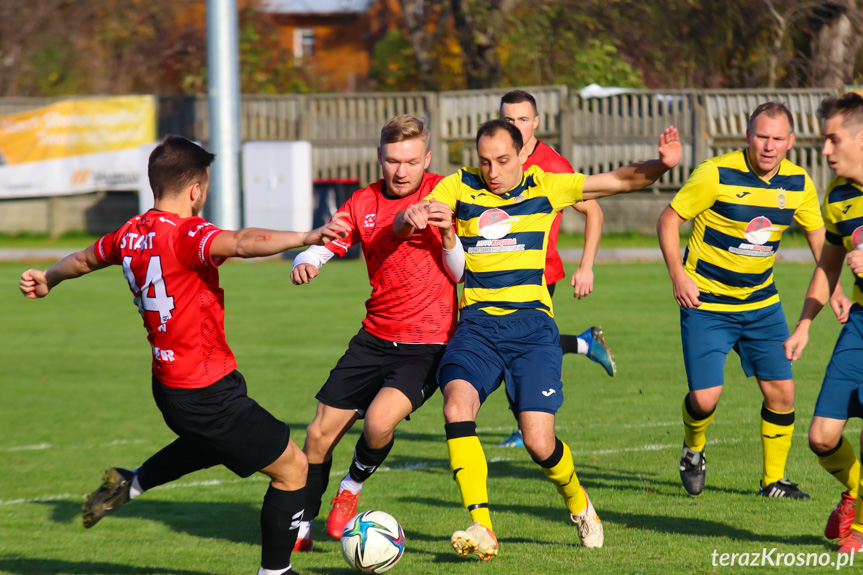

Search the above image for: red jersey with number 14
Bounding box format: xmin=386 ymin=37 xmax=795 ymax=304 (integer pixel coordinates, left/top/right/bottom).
xmin=326 ymin=172 xmax=457 ymax=344
xmin=94 ymin=210 xmax=236 ymax=389
xmin=523 ymin=140 xmax=574 ymax=285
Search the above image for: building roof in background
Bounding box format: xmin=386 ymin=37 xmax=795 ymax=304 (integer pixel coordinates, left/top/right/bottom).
xmin=260 ymin=0 xmax=374 ymax=15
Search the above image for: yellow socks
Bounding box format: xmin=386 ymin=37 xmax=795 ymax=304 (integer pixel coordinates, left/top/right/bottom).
xmin=816 ymin=436 xmax=860 ymax=499
xmin=445 ymin=421 xmax=492 ymax=530
xmin=682 ymin=394 xmax=715 ymax=452
xmin=536 ymin=438 xmax=587 ymax=515
xmin=761 ymin=404 xmax=794 ymax=487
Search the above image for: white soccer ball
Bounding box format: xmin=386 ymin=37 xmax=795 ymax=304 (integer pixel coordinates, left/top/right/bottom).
xmin=340 ymin=510 xmax=405 ymax=573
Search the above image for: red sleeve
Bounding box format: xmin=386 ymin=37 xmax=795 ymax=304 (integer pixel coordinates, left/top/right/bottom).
xmin=548 ymin=155 xmax=574 ymax=174
xmin=326 ymin=190 xmax=361 ymax=257
xmin=94 ymin=230 xmax=122 ymax=264
xmin=176 ymin=218 xmax=226 ymax=270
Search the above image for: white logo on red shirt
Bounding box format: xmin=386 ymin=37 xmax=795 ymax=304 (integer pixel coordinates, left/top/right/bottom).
xmin=364 ymin=214 xmax=376 ymax=228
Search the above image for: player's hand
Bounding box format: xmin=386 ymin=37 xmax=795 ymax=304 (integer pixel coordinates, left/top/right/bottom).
xmin=847 ymin=250 xmax=863 ymax=276
xmin=658 ymin=126 xmax=682 ymax=169
xmin=570 ymin=267 xmax=594 ymax=299
xmin=783 ymin=327 xmax=809 ymax=361
xmin=291 ymin=263 xmax=319 ymax=285
xmin=671 ymin=272 xmax=701 ymax=308
xmin=20 ymin=269 xmax=50 ymax=299
xmin=401 ymin=201 xmax=431 ymax=231
xmin=830 ymin=285 xmax=851 ymax=324
xmin=426 ymin=200 xmax=453 ymax=229
xmin=307 ymin=212 xmax=351 ymax=246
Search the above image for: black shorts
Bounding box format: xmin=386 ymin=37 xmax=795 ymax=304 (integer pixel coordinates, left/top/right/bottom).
xmin=152 ymin=370 xmax=290 ymax=478
xmin=317 ymin=328 xmax=444 ymax=415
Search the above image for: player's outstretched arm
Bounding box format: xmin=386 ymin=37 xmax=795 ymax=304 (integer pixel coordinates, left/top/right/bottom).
xmin=20 ymin=244 xmax=108 ymax=299
xmin=657 ymin=205 xmax=701 ymax=308
xmin=212 ymin=212 xmax=351 ymax=259
xmin=570 ymin=200 xmax=603 ymax=299
xmin=582 ymin=126 xmax=681 ymax=200
xmin=393 ymin=200 xmax=432 ymax=237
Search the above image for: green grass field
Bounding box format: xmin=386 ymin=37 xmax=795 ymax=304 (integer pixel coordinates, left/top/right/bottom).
xmin=1 ymin=258 xmax=860 ymax=574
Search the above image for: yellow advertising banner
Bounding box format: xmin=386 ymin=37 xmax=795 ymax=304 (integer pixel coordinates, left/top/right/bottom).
xmin=0 ymin=95 xmax=156 ymax=166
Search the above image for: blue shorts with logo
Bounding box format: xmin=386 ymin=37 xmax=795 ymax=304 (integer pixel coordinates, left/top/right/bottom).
xmin=680 ymin=302 xmax=792 ymax=391
xmin=438 ymin=309 xmax=563 ymax=415
xmin=814 ymin=304 xmax=863 ymax=420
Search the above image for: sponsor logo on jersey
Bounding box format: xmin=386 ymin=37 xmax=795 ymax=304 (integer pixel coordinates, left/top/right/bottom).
xmin=728 ymin=216 xmax=779 ymax=257
xmin=364 ymin=213 xmax=376 ymax=228
xmin=852 ymin=225 xmax=863 ymax=250
xmin=743 ymin=216 xmax=779 ymax=246
xmin=736 ymin=191 xmax=751 ymax=198
xmin=477 ymin=208 xmax=519 ymax=240
xmin=777 ymin=189 xmax=786 ymax=209
xmin=843 ymin=204 xmax=853 ymax=214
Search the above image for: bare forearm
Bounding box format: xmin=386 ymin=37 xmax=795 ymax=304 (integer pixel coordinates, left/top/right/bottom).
xmin=45 ymin=247 xmax=105 ymax=287
xmin=233 ymin=228 xmax=310 ymax=258
xmin=657 ymin=212 xmax=685 ymax=279
xmin=578 ymin=202 xmax=602 ymax=270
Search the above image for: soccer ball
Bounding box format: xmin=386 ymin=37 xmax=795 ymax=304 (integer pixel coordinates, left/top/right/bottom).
xmin=340 ymin=510 xmax=405 ymax=573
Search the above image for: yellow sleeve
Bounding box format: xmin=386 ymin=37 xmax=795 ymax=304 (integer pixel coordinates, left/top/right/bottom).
xmin=424 ymin=171 xmax=461 ymax=212
xmin=670 ymin=160 xmax=719 ymax=220
xmin=535 ymin=171 xmax=585 ymax=211
xmin=793 ymin=174 xmax=824 ymax=232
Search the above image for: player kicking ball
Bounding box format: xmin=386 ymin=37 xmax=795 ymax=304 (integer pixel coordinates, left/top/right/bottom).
xmin=19 ymin=135 xmax=350 ymax=575
xmin=785 ymin=92 xmax=863 ymax=553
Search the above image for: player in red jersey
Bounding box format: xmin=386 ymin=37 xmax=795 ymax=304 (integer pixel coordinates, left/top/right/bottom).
xmin=19 ymin=135 xmax=350 ymax=575
xmin=496 ymin=90 xmax=616 ymax=448
xmin=289 ymin=116 xmax=458 ymax=549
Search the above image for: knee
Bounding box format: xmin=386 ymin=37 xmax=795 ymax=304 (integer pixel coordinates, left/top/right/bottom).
xmin=688 ymin=389 xmax=720 ymax=416
xmin=269 ymin=444 xmax=308 ymax=489
xmin=362 ymin=419 xmax=396 ymax=448
xmin=304 ymin=419 xmax=334 ymax=459
xmin=523 ymin=434 xmax=556 ymax=462
xmin=809 ymin=430 xmax=842 ymax=455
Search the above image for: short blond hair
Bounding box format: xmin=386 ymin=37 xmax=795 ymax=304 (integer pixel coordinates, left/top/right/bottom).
xmin=380 ymin=115 xmax=430 ymax=148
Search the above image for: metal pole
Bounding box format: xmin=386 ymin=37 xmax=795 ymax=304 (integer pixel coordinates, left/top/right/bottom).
xmin=206 ymin=0 xmax=242 ymax=230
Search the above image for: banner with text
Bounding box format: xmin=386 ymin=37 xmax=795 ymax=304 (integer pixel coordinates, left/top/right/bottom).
xmin=0 ymin=96 xmax=157 ymax=198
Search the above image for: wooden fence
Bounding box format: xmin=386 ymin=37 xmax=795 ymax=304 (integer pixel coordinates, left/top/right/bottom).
xmin=0 ymin=86 xmax=838 ymax=192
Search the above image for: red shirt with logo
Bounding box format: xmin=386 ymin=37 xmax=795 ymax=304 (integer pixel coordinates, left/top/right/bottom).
xmin=95 ymin=210 xmax=236 ymax=389
xmin=326 ymin=172 xmax=457 ymax=344
xmin=523 ymin=140 xmax=574 ymax=285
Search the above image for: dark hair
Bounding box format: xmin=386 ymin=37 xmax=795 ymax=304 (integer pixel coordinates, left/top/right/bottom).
xmin=748 ymin=102 xmax=795 ymax=134
xmin=818 ymin=92 xmax=863 ymax=131
xmin=500 ymin=90 xmax=537 ymax=115
xmin=148 ymin=135 xmax=215 ymax=200
xmin=476 ymin=119 xmax=524 ymax=153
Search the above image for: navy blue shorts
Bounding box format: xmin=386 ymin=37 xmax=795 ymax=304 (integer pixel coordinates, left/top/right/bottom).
xmin=680 ymin=302 xmax=792 ymax=390
xmin=814 ymin=305 xmax=863 ymax=421
xmin=438 ymin=309 xmax=563 ymax=415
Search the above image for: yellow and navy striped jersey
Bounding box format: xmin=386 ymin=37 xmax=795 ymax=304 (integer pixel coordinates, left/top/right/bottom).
xmin=671 ymin=149 xmax=822 ymax=312
xmin=823 ymin=177 xmax=863 ymax=306
xmin=427 ymin=164 xmax=584 ymax=316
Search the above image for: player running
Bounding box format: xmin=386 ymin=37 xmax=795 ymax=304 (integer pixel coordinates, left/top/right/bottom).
xmin=19 ymin=135 xmax=350 ymax=575
xmin=396 ymin=119 xmax=680 ymax=560
xmin=289 ymin=115 xmax=458 ymax=550
xmin=659 ymin=102 xmax=848 ymax=500
xmin=784 ymin=92 xmax=863 ymax=552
